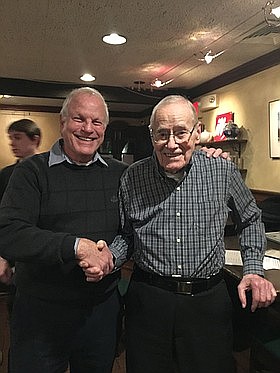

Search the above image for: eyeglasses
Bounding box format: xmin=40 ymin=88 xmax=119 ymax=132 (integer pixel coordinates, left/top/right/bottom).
xmin=150 ymin=125 xmax=196 ymax=145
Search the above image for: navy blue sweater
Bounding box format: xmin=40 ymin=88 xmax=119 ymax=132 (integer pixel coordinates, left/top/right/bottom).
xmin=0 ymin=152 xmax=127 ymax=302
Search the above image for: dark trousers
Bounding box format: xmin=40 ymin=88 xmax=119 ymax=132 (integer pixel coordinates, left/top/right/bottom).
xmin=9 ymin=288 xmax=121 ymax=373
xmin=125 ymin=279 xmax=235 ymax=373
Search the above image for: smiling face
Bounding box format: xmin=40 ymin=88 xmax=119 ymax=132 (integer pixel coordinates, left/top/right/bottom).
xmin=151 ymin=100 xmax=200 ymax=173
xmin=60 ymin=93 xmax=107 ymax=163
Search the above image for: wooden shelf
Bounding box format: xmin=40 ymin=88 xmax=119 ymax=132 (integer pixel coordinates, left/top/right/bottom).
xmin=198 ymin=139 xmax=248 ymax=179
xmin=199 ymin=139 xmax=247 ymax=147
xmin=198 ymin=139 xmax=247 ymax=158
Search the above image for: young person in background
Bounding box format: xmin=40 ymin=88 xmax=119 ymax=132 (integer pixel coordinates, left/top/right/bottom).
xmin=0 ymin=119 xmax=41 ymax=285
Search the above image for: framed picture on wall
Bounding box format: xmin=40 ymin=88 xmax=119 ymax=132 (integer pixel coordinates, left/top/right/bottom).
xmin=214 ymin=112 xmax=234 ymax=141
xmin=269 ymin=99 xmax=280 ymax=158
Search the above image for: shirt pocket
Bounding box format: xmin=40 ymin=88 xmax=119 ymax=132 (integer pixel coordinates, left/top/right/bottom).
xmin=192 ymin=200 xmax=228 ymax=240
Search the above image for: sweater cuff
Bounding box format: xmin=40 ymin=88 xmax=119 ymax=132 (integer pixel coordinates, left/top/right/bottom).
xmin=60 ymin=235 xmax=77 ymax=263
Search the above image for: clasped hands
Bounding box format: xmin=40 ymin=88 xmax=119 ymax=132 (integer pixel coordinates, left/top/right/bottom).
xmin=76 ymin=238 xmax=113 ymax=282
xmin=0 ymin=256 xmax=13 ymax=285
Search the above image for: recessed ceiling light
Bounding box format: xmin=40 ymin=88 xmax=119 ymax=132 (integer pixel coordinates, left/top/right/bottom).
xmin=102 ymin=33 xmax=127 ymax=45
xmin=80 ymin=73 xmax=96 ymax=82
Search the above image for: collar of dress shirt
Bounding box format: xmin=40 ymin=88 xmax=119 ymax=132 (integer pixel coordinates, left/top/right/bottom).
xmin=152 ymin=151 xmax=192 ymax=180
xmin=48 ymin=139 xmax=108 ymax=167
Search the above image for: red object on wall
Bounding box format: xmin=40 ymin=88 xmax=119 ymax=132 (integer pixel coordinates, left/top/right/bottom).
xmin=192 ymin=101 xmax=199 ymax=115
xmin=214 ymin=112 xmax=234 ymax=141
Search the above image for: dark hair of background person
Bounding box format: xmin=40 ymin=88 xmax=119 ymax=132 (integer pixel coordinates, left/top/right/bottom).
xmin=7 ymin=119 xmax=41 ymax=140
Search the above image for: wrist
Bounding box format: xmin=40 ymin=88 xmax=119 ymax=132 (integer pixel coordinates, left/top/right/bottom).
xmin=76 ymin=238 xmax=91 ymax=259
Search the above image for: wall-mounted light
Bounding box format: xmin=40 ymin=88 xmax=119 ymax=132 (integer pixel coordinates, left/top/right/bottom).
xmin=263 ymin=0 xmax=280 ymax=26
xmin=199 ymin=94 xmax=219 ymax=112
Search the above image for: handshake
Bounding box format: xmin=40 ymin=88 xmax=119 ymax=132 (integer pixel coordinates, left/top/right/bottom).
xmin=76 ymin=238 xmax=114 ymax=282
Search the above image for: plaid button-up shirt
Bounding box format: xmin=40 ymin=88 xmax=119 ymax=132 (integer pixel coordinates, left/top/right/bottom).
xmin=111 ymin=151 xmax=265 ymax=278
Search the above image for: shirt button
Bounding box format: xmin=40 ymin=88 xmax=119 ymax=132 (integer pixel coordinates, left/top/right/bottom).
xmin=176 ymin=187 xmax=180 ymax=191
xmin=176 ymin=212 xmax=181 ymax=217
xmin=177 ymin=264 xmax=182 ymax=269
xmin=176 ymin=238 xmax=181 ymax=243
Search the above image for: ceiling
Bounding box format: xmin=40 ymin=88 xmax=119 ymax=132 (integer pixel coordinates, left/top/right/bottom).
xmin=0 ymin=0 xmax=280 ymax=118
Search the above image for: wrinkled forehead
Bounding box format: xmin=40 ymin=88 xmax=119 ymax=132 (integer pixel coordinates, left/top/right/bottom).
xmin=67 ymin=93 xmax=108 ymax=123
xmin=68 ymin=93 xmax=104 ymax=111
xmin=153 ymin=102 xmax=196 ymax=129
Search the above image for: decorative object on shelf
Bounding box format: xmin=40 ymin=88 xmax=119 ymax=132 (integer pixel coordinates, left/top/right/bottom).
xmin=214 ymin=112 xmax=234 ymax=141
xmin=197 ymin=139 xmax=247 ymax=177
xmin=200 ymin=129 xmax=212 ymax=143
xmin=199 ymin=122 xmax=212 ymax=143
xmin=269 ymin=99 xmax=280 ymax=158
xmin=223 ymin=120 xmax=240 ymax=139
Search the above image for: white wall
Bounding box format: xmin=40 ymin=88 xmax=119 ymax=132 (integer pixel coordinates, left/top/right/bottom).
xmin=196 ymin=64 xmax=280 ymax=193
xmin=0 ymin=111 xmax=60 ymax=168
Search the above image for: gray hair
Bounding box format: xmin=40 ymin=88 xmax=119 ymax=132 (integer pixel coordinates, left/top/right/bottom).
xmin=149 ymin=95 xmax=198 ymax=130
xmin=60 ymin=87 xmax=109 ymax=126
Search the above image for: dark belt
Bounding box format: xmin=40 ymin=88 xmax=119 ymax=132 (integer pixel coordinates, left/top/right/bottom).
xmin=132 ymin=266 xmax=223 ymax=295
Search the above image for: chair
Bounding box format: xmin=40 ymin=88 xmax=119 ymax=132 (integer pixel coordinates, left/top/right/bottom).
xmin=249 ymin=321 xmax=280 ymax=373
xmin=259 ymin=196 xmax=280 ymax=232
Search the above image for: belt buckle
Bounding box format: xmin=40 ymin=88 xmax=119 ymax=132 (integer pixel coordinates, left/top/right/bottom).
xmin=176 ymin=281 xmax=192 ymax=295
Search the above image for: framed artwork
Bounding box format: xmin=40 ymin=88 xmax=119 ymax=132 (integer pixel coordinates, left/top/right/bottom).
xmin=269 ymin=99 xmax=280 ymax=158
xmin=214 ymin=112 xmax=234 ymax=141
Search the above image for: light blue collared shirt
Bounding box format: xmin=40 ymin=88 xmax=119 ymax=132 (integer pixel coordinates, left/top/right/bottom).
xmin=49 ymin=139 xmax=108 ymax=168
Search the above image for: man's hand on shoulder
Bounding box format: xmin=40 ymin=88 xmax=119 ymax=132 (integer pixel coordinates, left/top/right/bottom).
xmin=200 ymin=146 xmax=230 ymax=160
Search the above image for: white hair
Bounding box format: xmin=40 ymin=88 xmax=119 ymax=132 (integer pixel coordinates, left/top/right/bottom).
xmin=149 ymin=95 xmax=198 ymax=130
xmin=60 ymin=87 xmax=109 ymax=126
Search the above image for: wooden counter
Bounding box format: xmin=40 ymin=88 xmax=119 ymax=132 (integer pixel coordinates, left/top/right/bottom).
xmin=224 ymin=265 xmax=280 ymax=294
xmin=224 ymin=234 xmax=280 ymax=294
xmin=223 ymin=234 xmax=280 ymax=359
